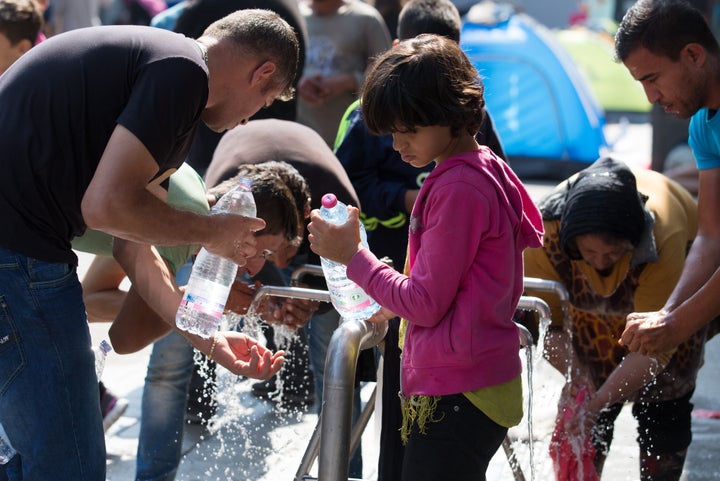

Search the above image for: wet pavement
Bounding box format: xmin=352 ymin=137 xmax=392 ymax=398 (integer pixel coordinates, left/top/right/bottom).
xmin=92 ymin=312 xmax=720 ymax=481
xmin=88 ymin=121 xmax=720 ymax=480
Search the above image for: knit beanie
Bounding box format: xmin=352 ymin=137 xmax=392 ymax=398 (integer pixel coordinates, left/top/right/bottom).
xmin=558 ymin=157 xmax=647 ymax=258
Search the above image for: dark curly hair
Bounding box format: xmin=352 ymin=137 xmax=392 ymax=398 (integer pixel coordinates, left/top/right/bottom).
xmin=360 ymin=33 xmax=485 ymax=137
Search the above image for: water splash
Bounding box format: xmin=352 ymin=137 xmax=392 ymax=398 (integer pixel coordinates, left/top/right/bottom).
xmin=179 ymin=309 xmax=314 ymax=480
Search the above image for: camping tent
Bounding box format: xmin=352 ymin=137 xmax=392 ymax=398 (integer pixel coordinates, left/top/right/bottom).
xmin=460 ymin=1 xmax=607 ymax=179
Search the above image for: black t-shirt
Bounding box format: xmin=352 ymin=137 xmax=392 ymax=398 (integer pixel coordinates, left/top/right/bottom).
xmin=0 ymin=25 xmax=208 ymax=264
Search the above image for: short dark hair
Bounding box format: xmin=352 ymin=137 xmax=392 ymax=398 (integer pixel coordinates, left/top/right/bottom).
xmin=615 ymin=0 xmax=719 ymax=62
xmin=0 ymin=0 xmax=43 ymax=46
xmin=208 ymin=165 xmax=301 ymax=242
xmin=361 ymin=33 xmax=485 ymax=137
xmin=202 ymin=9 xmax=299 ymax=101
xmin=397 ymin=0 xmax=461 ymax=43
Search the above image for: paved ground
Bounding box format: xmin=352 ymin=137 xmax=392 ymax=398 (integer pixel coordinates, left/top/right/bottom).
xmin=89 ymin=121 xmax=720 ymax=480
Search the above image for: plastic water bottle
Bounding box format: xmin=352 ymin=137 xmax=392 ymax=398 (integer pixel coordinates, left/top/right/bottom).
xmin=0 ymin=423 xmax=14 ymax=465
xmin=94 ymin=339 xmax=112 ymax=380
xmin=176 ymin=178 xmax=256 ymax=338
xmin=318 ymin=193 xmax=380 ymax=322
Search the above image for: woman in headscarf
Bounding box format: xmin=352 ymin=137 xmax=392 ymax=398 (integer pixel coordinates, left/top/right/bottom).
xmin=524 ymin=157 xmax=704 ymax=481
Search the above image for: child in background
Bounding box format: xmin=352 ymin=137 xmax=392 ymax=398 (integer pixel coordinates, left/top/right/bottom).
xmin=0 ymin=0 xmax=43 ymax=75
xmin=307 ymin=34 xmax=544 ymax=481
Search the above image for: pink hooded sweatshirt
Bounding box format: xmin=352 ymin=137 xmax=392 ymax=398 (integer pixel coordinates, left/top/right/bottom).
xmin=348 ymin=146 xmax=543 ymax=396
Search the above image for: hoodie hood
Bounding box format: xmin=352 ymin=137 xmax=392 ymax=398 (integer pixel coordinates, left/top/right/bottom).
xmin=430 ymin=147 xmax=544 ymax=250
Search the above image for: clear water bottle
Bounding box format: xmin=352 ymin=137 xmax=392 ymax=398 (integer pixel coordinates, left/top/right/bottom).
xmin=319 ymin=193 xmax=380 ymax=322
xmin=176 ymin=178 xmax=256 ymax=338
xmin=0 ymin=423 xmax=15 ymax=465
xmin=94 ymin=339 xmax=112 ymax=379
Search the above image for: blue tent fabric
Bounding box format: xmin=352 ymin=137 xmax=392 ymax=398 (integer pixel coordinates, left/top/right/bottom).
xmin=460 ymin=3 xmax=607 ymax=178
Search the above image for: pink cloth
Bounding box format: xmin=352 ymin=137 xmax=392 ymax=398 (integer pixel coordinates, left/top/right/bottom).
xmin=549 ymin=387 xmax=600 ymax=481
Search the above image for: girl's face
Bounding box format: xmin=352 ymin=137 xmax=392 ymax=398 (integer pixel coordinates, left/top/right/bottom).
xmin=391 ymin=125 xmax=458 ymax=168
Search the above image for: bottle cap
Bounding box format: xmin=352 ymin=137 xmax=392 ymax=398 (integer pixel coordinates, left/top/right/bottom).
xmin=321 ymin=193 xmax=338 ymax=208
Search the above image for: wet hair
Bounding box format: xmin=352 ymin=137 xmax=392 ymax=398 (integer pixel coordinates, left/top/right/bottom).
xmin=207 ymin=165 xmax=301 ymax=242
xmin=202 ymin=9 xmax=299 ymax=101
xmin=361 ymin=34 xmax=485 ymax=137
xmin=257 ymin=160 xmax=311 ymax=215
xmin=397 ymin=0 xmax=461 ymax=43
xmin=0 ymin=0 xmax=43 ymax=46
xmin=252 ymin=160 xmax=310 ymax=247
xmin=615 ymin=0 xmax=719 ymax=62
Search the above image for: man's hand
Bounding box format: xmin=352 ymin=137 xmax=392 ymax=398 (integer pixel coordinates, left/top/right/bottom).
xmin=264 ymin=296 xmax=319 ymax=329
xmin=208 ymin=331 xmax=284 ymax=380
xmin=204 ymin=213 xmax=265 ymax=267
xmin=298 ymin=74 xmax=328 ymax=105
xmin=226 ymin=280 xmax=261 ymax=315
xmin=621 ymin=310 xmax=686 ymax=356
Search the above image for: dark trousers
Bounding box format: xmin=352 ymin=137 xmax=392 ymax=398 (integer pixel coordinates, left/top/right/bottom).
xmin=401 ymin=394 xmax=507 ymax=481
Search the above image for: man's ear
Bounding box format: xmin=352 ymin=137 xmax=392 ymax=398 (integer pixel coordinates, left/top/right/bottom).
xmin=250 ymin=60 xmax=277 ymax=86
xmin=684 ymin=43 xmax=706 ymax=67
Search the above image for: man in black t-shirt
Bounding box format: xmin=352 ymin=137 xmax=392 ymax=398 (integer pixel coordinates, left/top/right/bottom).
xmin=0 ymin=9 xmax=298 ymax=481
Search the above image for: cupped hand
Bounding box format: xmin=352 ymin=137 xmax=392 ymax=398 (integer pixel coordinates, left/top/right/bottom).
xmin=264 ymin=296 xmax=319 ymax=329
xmin=211 ymin=331 xmax=284 ymax=380
xmin=226 ymin=280 xmax=261 ymax=315
xmin=621 ymin=310 xmax=677 ymax=356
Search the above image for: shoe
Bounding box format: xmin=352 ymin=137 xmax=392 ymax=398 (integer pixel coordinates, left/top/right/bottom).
xmin=99 ymin=383 xmax=129 ymax=432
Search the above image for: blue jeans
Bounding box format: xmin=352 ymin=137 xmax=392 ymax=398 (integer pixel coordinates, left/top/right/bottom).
xmin=0 ymin=247 xmax=106 ymax=481
xmin=135 ymin=262 xmax=195 ymax=481
xmin=135 ymin=331 xmax=195 ymax=481
xmin=305 ymin=308 xmax=363 ymax=477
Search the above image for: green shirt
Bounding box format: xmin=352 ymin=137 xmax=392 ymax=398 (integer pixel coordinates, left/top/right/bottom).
xmin=71 ymin=162 xmax=209 ymax=274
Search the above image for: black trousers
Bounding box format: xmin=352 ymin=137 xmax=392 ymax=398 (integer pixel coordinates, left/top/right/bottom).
xmin=401 ymin=393 xmax=507 ymax=481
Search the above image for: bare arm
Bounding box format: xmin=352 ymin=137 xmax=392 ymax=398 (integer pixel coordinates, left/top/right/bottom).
xmin=82 ymin=256 xmax=128 ymax=323
xmin=110 ymin=239 xmax=283 ymax=378
xmin=560 ymin=352 xmax=660 ymax=435
xmin=81 ymin=124 xmax=265 ymax=266
xmin=622 ymin=168 xmax=720 ymax=354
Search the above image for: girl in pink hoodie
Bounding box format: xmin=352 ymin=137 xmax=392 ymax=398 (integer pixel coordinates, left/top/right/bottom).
xmin=308 ymin=34 xmax=544 ymax=481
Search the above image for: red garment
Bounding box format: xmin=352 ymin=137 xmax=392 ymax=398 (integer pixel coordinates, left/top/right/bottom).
xmin=549 ymin=387 xmax=599 ymax=481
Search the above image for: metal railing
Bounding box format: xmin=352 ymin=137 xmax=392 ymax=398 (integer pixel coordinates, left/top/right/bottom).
xmin=253 ymin=268 xmax=566 ymax=481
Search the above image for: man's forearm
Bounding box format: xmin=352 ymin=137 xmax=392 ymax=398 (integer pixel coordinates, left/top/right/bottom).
xmin=664 ymin=236 xmax=720 ymax=312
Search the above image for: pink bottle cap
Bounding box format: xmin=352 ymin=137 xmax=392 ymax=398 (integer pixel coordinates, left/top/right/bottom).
xmin=321 ymin=193 xmax=338 ymax=208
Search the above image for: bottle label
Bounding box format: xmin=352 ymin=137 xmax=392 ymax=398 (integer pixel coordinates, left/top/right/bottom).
xmin=180 ymin=277 xmax=232 ymax=320
xmin=331 ymin=283 xmax=374 ymax=313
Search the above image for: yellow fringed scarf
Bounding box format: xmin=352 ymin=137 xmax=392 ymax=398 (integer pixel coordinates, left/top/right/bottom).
xmin=399 ymin=394 xmax=443 ymax=444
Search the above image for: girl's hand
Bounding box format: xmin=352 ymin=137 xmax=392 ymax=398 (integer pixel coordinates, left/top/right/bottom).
xmin=367 ymin=306 xmax=396 ymax=323
xmin=307 ymin=206 xmax=364 ymax=265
